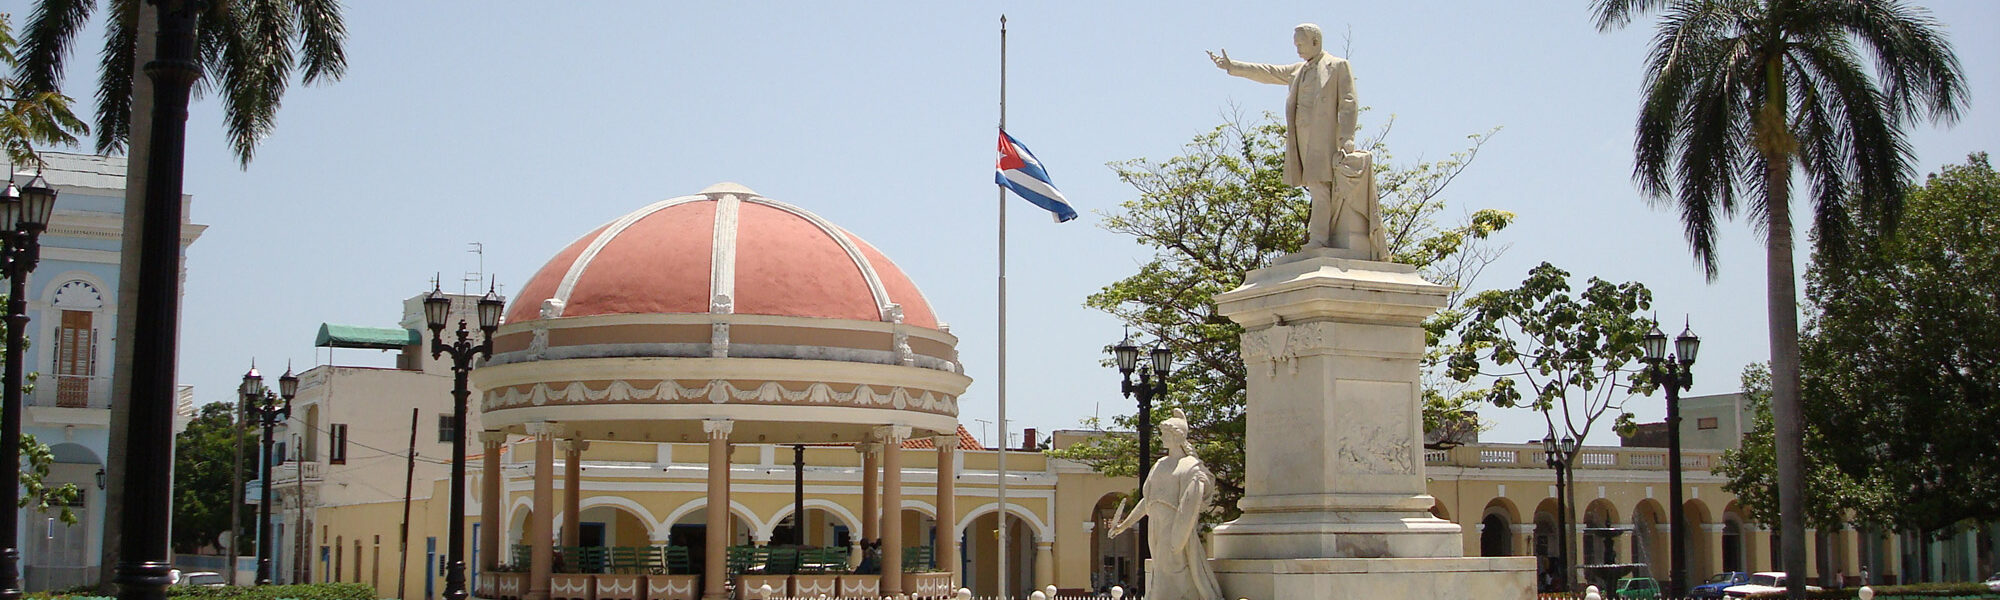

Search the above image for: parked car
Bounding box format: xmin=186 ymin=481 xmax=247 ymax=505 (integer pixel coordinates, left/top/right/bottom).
xmin=1723 ymin=572 xmax=1822 ymax=598
xmin=1613 ymin=576 xmax=1661 ymax=599
xmin=169 ymin=570 xmax=226 ymax=587
xmin=1690 ymin=572 xmax=1751 ymax=598
xmin=1983 ymin=571 xmax=2000 ymax=592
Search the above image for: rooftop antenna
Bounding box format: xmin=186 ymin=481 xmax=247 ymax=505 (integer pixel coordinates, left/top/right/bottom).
xmin=463 ymin=242 xmax=485 ymax=295
xmin=973 ymin=418 xmax=994 ymax=449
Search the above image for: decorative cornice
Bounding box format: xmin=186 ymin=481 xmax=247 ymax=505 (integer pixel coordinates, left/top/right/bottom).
xmin=874 ymin=425 xmax=912 ymax=442
xmin=484 ymin=379 xmax=957 ymax=416
xmin=855 ymin=442 xmax=881 ymax=454
xmin=702 ymin=418 xmax=734 ymax=439
xmin=524 ymin=421 xmax=563 ymax=438
xmin=933 ymin=434 xmax=959 ymax=453
xmin=561 ymin=438 xmax=591 ymax=453
xmin=479 ymin=431 xmax=509 ymax=445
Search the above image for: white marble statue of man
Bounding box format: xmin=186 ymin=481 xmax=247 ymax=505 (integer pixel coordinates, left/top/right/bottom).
xmin=1107 ymin=409 xmax=1221 ymax=600
xmin=1209 ymin=23 xmax=1386 ymax=260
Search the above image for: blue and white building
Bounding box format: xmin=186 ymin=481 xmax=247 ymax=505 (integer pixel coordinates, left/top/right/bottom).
xmin=12 ymin=152 xmax=204 ymax=590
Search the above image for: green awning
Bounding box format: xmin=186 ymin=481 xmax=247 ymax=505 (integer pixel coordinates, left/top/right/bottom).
xmin=315 ymin=323 xmax=420 ymax=350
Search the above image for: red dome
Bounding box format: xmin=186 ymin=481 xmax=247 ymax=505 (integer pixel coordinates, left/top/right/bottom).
xmin=507 ymin=183 xmax=940 ymax=329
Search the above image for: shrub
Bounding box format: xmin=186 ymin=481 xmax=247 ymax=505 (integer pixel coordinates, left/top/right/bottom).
xmin=165 ymin=583 xmax=381 ymax=600
xmin=1746 ymin=582 xmax=2000 ymax=599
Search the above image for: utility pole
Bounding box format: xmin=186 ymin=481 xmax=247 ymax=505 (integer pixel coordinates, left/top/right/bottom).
xmin=398 ymin=408 xmax=419 ymax=599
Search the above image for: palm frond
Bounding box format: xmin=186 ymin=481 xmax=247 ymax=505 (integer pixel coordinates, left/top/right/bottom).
xmin=17 ymin=0 xmax=97 ymax=93
xmin=221 ymin=0 xmax=299 ymax=166
xmin=1811 ymin=0 xmax=1967 ymax=125
xmin=1590 ymin=0 xmax=1679 ymax=31
xmin=92 ymin=0 xmax=140 ymax=155
xmin=1789 ymin=31 xmax=1912 ymax=255
xmin=291 ymin=0 xmax=347 ymax=84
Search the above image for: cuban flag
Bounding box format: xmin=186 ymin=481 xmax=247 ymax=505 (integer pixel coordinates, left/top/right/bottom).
xmin=995 ymin=129 xmax=1078 ymax=222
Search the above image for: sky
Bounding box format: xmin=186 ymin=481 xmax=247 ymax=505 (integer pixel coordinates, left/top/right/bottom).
xmin=14 ymin=1 xmax=1999 ymax=450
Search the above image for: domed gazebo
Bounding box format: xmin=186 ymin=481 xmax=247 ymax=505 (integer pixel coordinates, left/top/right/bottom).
xmin=471 ymin=183 xmax=970 ymax=600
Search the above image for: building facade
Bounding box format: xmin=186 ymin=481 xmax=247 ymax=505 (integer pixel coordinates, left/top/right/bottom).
xmin=11 ymin=153 xmax=203 ymax=591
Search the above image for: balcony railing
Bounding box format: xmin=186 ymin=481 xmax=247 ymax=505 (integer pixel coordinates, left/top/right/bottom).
xmin=29 ymin=374 xmax=111 ymax=409
xmin=1428 ymin=443 xmax=1723 ymax=472
xmin=270 ymin=460 xmax=323 ymax=485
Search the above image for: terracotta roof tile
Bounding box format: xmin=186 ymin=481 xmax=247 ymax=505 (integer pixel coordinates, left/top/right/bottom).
xmin=900 ymin=425 xmax=983 ymax=450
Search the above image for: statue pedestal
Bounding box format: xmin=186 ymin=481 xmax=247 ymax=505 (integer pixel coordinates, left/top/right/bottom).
xmin=1209 ymin=251 xmax=1534 ymax=599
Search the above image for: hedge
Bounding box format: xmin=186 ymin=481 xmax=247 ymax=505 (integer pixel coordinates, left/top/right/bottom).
xmin=28 ymin=583 xmax=381 ymax=600
xmin=1747 ymin=582 xmax=2000 ymax=599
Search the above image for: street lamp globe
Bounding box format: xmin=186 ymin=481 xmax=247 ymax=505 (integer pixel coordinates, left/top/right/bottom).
xmin=1675 ymin=325 xmax=1701 ymax=365
xmin=1542 ymin=436 xmax=1556 ymax=462
xmin=0 ymin=180 xmax=19 ymax=231
xmin=279 ymin=367 xmax=299 ymax=399
xmin=478 ymin=287 xmax=505 ymax=331
xmin=240 ymin=366 xmax=264 ymax=397
xmin=1642 ymin=326 xmax=1669 ymax=362
xmin=1113 ymin=336 xmax=1140 ymax=375
xmin=18 ymin=175 xmax=57 ymax=228
xmin=423 ymin=286 xmax=452 ymax=332
xmin=1148 ymin=345 xmax=1171 ymax=378
xmin=1560 ymin=436 xmax=1577 ymax=455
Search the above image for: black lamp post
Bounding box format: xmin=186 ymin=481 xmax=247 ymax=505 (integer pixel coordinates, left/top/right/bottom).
xmin=426 ymin=285 xmax=504 ymax=600
xmin=0 ymin=172 xmax=58 ymax=600
xmin=242 ymin=365 xmax=297 ymax=585
xmin=1112 ymin=335 xmax=1169 ymax=592
xmin=1543 ymin=435 xmax=1578 ymax=592
xmin=118 ymin=3 xmax=205 ymax=600
xmin=1643 ymin=322 xmax=1700 ymax=597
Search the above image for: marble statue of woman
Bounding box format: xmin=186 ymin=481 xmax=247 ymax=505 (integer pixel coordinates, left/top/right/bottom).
xmin=1107 ymin=409 xmax=1222 ymax=600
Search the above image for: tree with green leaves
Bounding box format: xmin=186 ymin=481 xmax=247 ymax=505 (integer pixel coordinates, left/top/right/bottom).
xmin=1590 ymin=2 xmax=1967 ymax=594
xmin=1803 ymin=154 xmax=1999 ymax=567
xmin=1441 ymin=262 xmax=1658 ymax=447
xmin=172 ymin=401 xmax=256 ymax=555
xmin=1050 ymin=114 xmax=1513 ymax=519
xmin=16 ymin=433 xmax=81 ymax=525
xmin=1712 ymin=363 xmax=1862 ymax=539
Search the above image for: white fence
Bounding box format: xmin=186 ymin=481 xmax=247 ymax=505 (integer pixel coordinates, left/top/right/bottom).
xmin=752 ymin=583 xmax=1143 ymax=600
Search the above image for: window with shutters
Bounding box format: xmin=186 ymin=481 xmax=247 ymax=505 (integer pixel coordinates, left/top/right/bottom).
xmin=438 ymin=414 xmax=455 ymax=443
xmin=329 ymin=424 xmax=349 ymax=464
xmin=53 ymin=310 xmax=96 ymax=407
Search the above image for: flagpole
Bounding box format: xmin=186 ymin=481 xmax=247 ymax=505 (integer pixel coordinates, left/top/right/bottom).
xmin=995 ymin=13 xmax=1012 ymax=600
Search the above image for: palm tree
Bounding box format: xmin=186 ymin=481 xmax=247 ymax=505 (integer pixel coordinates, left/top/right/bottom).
xmin=12 ymin=0 xmax=345 ymax=590
xmin=1591 ymin=0 xmax=1965 ymax=596
xmin=16 ymin=0 xmax=346 ymax=163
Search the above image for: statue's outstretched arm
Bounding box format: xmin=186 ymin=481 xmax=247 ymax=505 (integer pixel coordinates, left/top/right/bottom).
xmin=1208 ymin=50 xmax=1296 ymax=86
xmin=1106 ymin=497 xmax=1143 ymax=538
